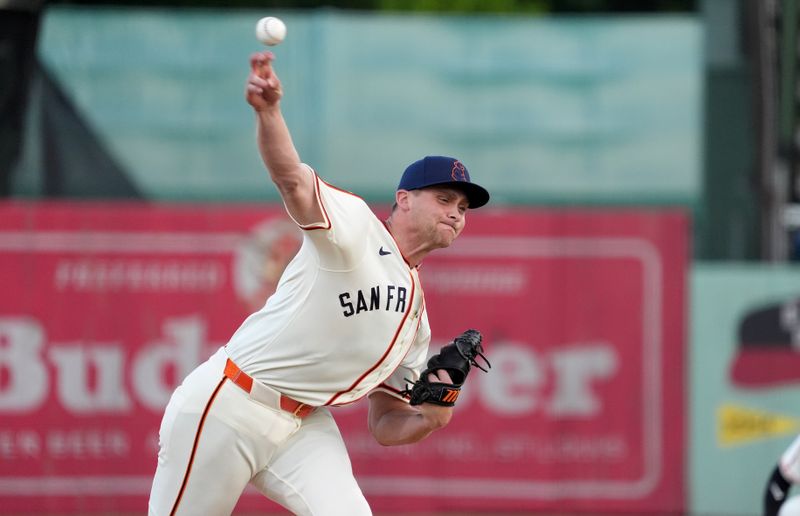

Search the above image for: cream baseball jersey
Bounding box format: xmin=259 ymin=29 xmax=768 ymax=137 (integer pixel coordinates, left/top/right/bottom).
xmin=225 ymin=166 xmax=430 ymax=407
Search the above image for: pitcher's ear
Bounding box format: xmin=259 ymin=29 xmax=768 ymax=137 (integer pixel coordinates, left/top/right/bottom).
xmin=395 ymin=189 xmax=411 ymax=211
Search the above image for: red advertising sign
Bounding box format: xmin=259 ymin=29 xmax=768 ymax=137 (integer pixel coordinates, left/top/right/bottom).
xmin=0 ymin=202 xmax=686 ymax=513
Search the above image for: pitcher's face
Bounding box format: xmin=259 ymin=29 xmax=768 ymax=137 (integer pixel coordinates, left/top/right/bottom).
xmin=407 ymin=187 xmax=468 ymax=249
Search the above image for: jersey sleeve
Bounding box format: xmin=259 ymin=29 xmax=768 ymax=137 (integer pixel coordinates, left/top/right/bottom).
xmin=370 ymin=311 xmax=431 ymax=401
xmin=780 ymin=434 xmax=800 ymax=483
xmin=290 ymin=165 xmax=376 ymax=270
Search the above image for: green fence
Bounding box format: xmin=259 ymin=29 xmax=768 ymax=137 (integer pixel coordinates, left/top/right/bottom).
xmin=23 ymin=7 xmax=702 ymax=205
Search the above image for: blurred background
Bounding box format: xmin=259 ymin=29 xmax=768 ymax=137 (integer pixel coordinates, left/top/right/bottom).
xmin=1 ymin=0 xmax=799 ymax=514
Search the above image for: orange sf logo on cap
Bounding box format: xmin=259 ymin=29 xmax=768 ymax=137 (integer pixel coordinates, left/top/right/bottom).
xmin=451 ymin=160 xmax=467 ymax=181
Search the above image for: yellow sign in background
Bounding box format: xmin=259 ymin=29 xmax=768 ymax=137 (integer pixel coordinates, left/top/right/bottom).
xmin=718 ymin=404 xmax=800 ymax=447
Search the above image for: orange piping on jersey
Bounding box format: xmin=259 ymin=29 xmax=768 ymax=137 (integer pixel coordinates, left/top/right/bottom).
xmin=379 ymin=219 xmax=414 ymax=268
xmin=169 ymin=377 xmax=226 ymax=515
xmin=376 ymin=383 xmax=408 ymax=397
xmin=376 ymin=296 xmax=426 ymax=399
xmin=298 ymin=172 xmax=331 ymax=231
xmin=318 ymin=175 xmax=361 ymax=198
xmin=325 ymin=270 xmax=417 ymax=406
xmin=308 ymin=171 xmax=416 ymax=269
xmin=302 ymin=172 xmax=368 ymax=231
xmin=304 ymin=172 xmax=423 ymax=403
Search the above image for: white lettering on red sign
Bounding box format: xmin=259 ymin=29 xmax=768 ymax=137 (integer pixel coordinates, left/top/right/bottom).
xmin=0 ymin=316 xmax=216 ymax=414
xmin=0 ymin=317 xmax=49 ymax=411
xmin=458 ymin=341 xmax=618 ymax=417
xmin=0 ymin=319 xmax=618 ymax=418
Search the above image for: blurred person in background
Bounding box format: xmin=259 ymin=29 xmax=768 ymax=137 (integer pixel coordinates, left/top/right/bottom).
xmin=766 ymin=433 xmax=800 ymax=515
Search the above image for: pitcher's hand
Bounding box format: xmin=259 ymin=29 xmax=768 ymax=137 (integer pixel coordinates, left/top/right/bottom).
xmin=246 ymin=51 xmax=283 ymax=110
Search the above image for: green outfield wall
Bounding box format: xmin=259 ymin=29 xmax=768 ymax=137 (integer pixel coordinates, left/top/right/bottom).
xmin=691 ymin=265 xmax=800 ymax=515
xmin=18 ymin=7 xmax=702 ymax=206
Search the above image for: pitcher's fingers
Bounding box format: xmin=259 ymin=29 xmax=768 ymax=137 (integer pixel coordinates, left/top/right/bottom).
xmin=246 ymin=84 xmax=264 ymax=96
xmin=265 ymin=76 xmax=279 ymax=89
xmin=248 ymin=74 xmax=269 ymax=89
xmin=249 ymin=52 xmax=264 ymax=71
xmin=249 ymin=51 xmax=275 ymax=73
xmin=427 ymin=370 xmax=453 ymax=383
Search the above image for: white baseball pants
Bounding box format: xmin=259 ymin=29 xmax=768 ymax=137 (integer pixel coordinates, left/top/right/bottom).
xmin=148 ymin=347 xmax=371 ymax=515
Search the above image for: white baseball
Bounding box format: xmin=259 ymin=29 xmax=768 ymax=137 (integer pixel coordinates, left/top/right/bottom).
xmin=255 ymin=17 xmax=286 ymax=46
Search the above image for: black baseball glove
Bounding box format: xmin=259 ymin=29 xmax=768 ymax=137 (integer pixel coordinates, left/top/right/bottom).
xmin=402 ymin=329 xmax=491 ymax=407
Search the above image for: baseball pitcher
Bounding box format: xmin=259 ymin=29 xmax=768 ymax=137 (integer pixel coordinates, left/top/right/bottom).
xmin=147 ymin=51 xmax=491 ymax=515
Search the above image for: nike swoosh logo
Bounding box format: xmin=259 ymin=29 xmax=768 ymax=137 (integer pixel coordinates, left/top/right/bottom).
xmin=379 ymin=247 xmax=391 ymax=256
